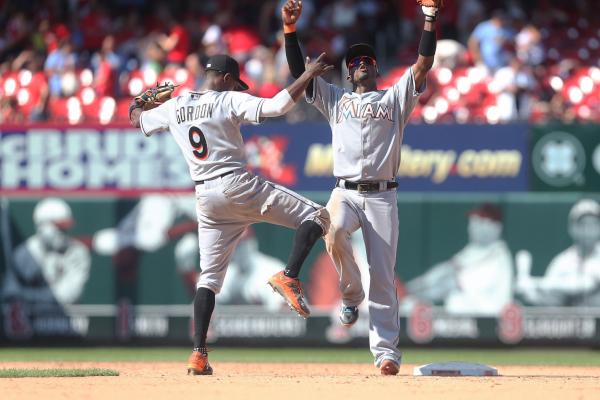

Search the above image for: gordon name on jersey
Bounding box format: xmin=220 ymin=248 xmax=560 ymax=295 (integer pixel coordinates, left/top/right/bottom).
xmin=176 ymin=103 xmax=215 ymax=124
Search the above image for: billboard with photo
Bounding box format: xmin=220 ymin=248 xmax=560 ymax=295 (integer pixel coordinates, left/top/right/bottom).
xmin=1 ymin=194 xmax=599 ymax=345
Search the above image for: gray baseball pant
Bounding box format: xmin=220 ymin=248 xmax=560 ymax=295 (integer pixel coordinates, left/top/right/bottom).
xmin=194 ymin=169 xmax=329 ymax=294
xmin=325 ymin=186 xmax=401 ymax=367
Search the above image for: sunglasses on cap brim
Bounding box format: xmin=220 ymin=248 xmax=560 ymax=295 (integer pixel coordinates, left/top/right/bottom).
xmin=348 ymin=56 xmax=377 ymax=70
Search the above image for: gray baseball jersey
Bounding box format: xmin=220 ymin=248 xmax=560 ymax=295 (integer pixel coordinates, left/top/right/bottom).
xmin=307 ymin=68 xmax=421 ymax=181
xmin=138 ymin=91 xmax=329 ymax=294
xmin=312 ymin=68 xmax=423 ymax=367
xmin=140 ymin=91 xmax=264 ymax=181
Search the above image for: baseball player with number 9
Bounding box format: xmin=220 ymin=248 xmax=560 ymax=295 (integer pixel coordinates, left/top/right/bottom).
xmin=282 ymin=0 xmax=440 ymax=374
xmin=129 ymin=53 xmax=333 ymax=375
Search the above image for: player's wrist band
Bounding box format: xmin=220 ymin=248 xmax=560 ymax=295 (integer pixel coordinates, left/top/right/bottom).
xmin=283 ymin=23 xmax=296 ymax=34
xmin=418 ymin=29 xmax=437 ymax=57
xmin=422 ymin=6 xmax=439 ymax=22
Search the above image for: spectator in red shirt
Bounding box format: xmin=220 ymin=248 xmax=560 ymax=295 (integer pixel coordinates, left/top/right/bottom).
xmin=222 ymin=14 xmax=261 ymax=62
xmin=159 ymin=13 xmax=190 ymax=66
xmin=78 ymin=2 xmax=111 ymax=51
xmin=92 ymin=35 xmax=119 ymax=97
xmin=27 ymin=53 xmax=50 ymax=121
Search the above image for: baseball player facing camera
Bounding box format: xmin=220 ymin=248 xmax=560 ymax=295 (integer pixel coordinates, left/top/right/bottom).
xmin=282 ymin=0 xmax=440 ymax=375
xmin=129 ymin=53 xmax=333 ymax=375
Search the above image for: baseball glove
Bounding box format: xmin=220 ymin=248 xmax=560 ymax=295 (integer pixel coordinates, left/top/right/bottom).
xmin=417 ymin=0 xmax=444 ymax=7
xmin=133 ymin=82 xmax=177 ymax=111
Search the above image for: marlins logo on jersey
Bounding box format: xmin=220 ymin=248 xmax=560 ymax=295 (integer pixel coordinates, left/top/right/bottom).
xmin=337 ymin=97 xmax=394 ymax=123
xmin=307 ymin=68 xmax=423 ymax=181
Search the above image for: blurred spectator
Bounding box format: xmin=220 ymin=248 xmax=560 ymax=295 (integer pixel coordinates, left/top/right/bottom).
xmin=0 ymin=11 xmax=31 ymax=60
xmin=202 ymin=24 xmax=227 ymax=57
xmin=30 ymin=19 xmax=52 ymax=54
xmin=158 ymin=11 xmax=191 ymax=66
xmin=515 ymin=24 xmax=544 ymax=66
xmin=91 ymin=36 xmax=119 ymax=97
xmin=468 ymin=10 xmax=516 ymax=72
xmin=457 ymin=0 xmax=485 ymax=44
xmin=22 ymin=52 xmax=50 ymax=121
xmin=493 ymin=57 xmax=536 ymax=122
xmin=331 ymin=0 xmax=359 ymax=31
xmin=223 ymin=19 xmax=261 ymax=62
xmin=0 ymin=97 xmax=25 ymax=123
xmin=184 ymin=53 xmax=205 ymax=90
xmin=433 ymin=39 xmax=467 ymax=69
xmin=78 ymin=1 xmax=112 ymax=52
xmin=44 ymin=39 xmax=77 ymax=97
xmin=1 ymin=0 xmax=600 ymax=124
xmin=548 ymin=93 xmax=577 ymax=124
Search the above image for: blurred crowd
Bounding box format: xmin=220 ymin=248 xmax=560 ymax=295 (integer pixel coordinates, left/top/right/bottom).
xmin=1 ymin=0 xmax=600 ymax=124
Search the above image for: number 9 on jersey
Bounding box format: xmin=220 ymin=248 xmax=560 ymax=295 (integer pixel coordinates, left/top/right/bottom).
xmin=189 ymin=126 xmax=209 ymax=160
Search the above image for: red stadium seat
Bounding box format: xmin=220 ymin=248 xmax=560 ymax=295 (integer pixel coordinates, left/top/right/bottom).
xmin=48 ymin=97 xmax=69 ymax=122
xmin=82 ymin=98 xmax=100 ymax=122
xmin=98 ymin=96 xmax=116 ymax=124
xmin=116 ymin=98 xmax=133 ymax=123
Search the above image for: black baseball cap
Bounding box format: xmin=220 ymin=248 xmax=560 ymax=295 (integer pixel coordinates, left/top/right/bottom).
xmin=205 ymin=54 xmax=249 ymax=91
xmin=345 ymin=43 xmax=377 ymax=67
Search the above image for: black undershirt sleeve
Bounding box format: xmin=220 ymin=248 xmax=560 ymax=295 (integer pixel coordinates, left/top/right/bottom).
xmin=284 ymin=31 xmax=313 ymax=98
xmin=418 ymin=29 xmax=437 ymax=57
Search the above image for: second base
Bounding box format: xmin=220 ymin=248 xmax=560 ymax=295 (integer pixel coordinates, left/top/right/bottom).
xmin=413 ymin=361 xmax=498 ymax=377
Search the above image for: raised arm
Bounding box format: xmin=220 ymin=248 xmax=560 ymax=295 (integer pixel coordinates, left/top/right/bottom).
xmin=282 ymin=0 xmax=314 ymax=98
xmin=467 ymin=34 xmax=481 ymax=67
xmin=260 ymin=53 xmax=333 ymax=117
xmin=412 ymin=2 xmax=441 ymax=89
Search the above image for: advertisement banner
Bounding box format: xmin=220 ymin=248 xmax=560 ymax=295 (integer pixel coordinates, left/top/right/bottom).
xmin=0 ymin=123 xmax=528 ymax=193
xmin=2 ymin=194 xmax=600 ymax=345
xmin=531 ymin=124 xmax=600 ymax=191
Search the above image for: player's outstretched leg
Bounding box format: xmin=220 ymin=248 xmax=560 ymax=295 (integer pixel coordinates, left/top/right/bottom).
xmin=268 ymin=220 xmax=324 ymax=318
xmin=187 ymin=287 xmax=215 ymax=375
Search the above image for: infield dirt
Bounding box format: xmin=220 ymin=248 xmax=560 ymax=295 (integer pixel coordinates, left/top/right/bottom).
xmin=1 ymin=362 xmax=598 ymax=400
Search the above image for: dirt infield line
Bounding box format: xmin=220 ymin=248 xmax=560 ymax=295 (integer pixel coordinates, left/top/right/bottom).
xmin=1 ymin=362 xmax=599 ymax=400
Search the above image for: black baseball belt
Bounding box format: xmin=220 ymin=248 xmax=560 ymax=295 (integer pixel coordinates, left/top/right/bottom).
xmin=194 ymin=170 xmax=235 ymax=185
xmin=336 ymin=178 xmax=398 ymax=193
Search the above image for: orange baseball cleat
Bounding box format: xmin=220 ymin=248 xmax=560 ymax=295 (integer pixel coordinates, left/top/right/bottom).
xmin=380 ymin=359 xmax=399 ymax=376
xmin=268 ymin=271 xmax=310 ymax=318
xmin=187 ymin=350 xmax=213 ymax=376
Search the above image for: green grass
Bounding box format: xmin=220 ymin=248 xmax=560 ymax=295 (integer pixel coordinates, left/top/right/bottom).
xmin=0 ymin=347 xmax=599 ymax=366
xmin=0 ymin=368 xmax=119 ymax=378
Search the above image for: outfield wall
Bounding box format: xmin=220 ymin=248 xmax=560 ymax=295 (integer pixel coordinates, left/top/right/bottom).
xmin=1 ymin=122 xmax=599 ymax=346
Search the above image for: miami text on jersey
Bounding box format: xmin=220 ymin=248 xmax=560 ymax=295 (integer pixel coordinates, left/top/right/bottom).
xmin=176 ymin=104 xmax=214 ymax=124
xmin=336 ymin=98 xmax=394 ymax=123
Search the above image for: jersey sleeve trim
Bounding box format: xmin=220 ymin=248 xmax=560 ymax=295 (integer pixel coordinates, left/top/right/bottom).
xmin=305 ymin=77 xmax=318 ymax=104
xmin=409 ymin=66 xmax=427 ymax=96
xmin=139 ymin=111 xmax=151 ymax=137
xmin=255 ymin=98 xmax=265 ymax=124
